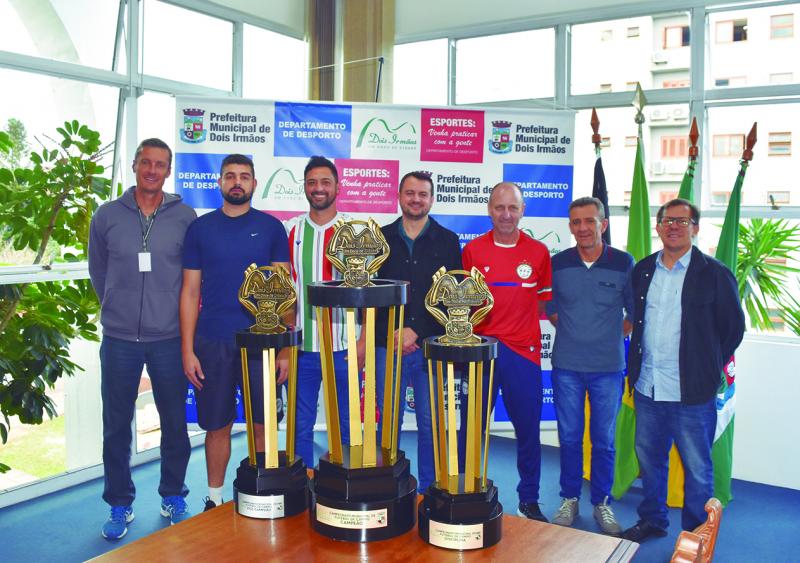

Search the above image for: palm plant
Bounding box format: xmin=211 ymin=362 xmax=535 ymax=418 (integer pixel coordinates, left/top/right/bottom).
xmin=736 ymin=218 xmax=800 ymax=332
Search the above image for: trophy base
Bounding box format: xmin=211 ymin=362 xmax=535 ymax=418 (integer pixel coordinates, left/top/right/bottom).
xmin=233 ymin=452 xmax=308 ymax=519
xmin=417 ymin=480 xmax=503 ymax=550
xmin=309 ymin=450 xmax=417 ymax=542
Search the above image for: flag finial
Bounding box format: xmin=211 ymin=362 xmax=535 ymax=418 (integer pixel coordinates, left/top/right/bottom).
xmin=688 ymin=117 xmax=699 ymax=160
xmin=742 ymin=122 xmax=757 ymax=162
xmin=591 ymin=108 xmax=601 ymax=148
xmin=632 ymin=83 xmax=647 ymax=125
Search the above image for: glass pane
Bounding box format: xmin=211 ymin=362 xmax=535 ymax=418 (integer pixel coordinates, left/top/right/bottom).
xmin=0 ymin=0 xmax=121 ymax=71
xmin=143 ymin=1 xmax=233 ymax=90
xmin=571 ymin=13 xmax=690 ymax=95
xmin=573 ymin=104 xmax=690 ymax=212
xmin=456 ymin=29 xmax=554 ymax=104
xmin=709 ymin=5 xmax=800 ymax=88
xmin=393 ymin=39 xmax=448 ymax=106
xmin=0 ymin=329 xmax=103 ymax=491
xmin=243 ymin=24 xmax=307 ymax=101
xmin=0 ymin=68 xmax=118 ymax=266
xmin=707 ymin=103 xmax=800 ymax=208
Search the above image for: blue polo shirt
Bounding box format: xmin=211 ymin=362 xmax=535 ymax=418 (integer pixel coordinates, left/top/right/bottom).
xmin=546 ymin=244 xmax=634 ymax=372
xmin=183 ymin=208 xmax=289 ymax=343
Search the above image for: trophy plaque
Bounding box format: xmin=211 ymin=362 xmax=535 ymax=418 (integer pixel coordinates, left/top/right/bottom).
xmin=232 ymin=263 xmax=307 ymax=519
xmin=307 ymin=218 xmax=417 ymax=542
xmin=418 ymin=267 xmax=503 ymax=550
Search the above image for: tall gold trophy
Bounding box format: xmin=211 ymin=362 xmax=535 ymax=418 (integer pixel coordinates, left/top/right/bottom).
xmin=307 ymin=219 xmax=417 ymax=542
xmin=232 ymin=263 xmax=307 ymax=519
xmin=418 ymin=267 xmax=503 ymax=550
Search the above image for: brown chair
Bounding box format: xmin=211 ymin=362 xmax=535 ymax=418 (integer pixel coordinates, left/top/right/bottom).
xmin=670 ymin=498 xmax=723 ymax=563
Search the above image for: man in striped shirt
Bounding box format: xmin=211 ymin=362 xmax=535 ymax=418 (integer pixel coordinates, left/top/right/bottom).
xmin=284 ymin=156 xmax=355 ymax=466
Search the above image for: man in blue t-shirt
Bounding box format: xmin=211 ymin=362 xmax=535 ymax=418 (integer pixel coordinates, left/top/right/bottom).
xmin=545 ymin=196 xmax=633 ymax=535
xmin=180 ymin=154 xmax=289 ymax=511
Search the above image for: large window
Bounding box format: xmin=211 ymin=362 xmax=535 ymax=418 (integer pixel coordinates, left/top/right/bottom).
xmin=393 ymin=39 xmax=449 ymax=106
xmin=0 ymin=0 xmax=120 ymax=71
xmin=708 ymin=104 xmax=800 ymax=207
xmin=142 ymin=1 xmax=233 ymax=91
xmin=710 ymin=6 xmax=800 ymax=89
xmin=243 ymin=25 xmax=307 ymax=101
xmin=455 ymin=29 xmax=554 ymax=104
xmin=571 ymin=14 xmax=691 ymax=95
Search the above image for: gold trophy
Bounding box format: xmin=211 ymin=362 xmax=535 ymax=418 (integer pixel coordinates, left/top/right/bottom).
xmin=232 ymin=264 xmax=307 ymax=519
xmin=307 ymin=219 xmax=417 ymax=542
xmin=418 ymin=267 xmax=503 ymax=550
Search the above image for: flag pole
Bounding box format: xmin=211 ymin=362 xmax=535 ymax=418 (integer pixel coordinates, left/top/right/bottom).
xmin=709 ymin=121 xmax=756 ymax=507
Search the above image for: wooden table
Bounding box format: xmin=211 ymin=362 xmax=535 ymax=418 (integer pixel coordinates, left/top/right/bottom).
xmin=94 ymin=502 xmax=638 ymax=562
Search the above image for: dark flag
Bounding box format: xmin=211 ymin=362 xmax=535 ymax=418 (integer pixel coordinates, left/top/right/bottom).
xmin=592 ymin=155 xmax=611 ymax=245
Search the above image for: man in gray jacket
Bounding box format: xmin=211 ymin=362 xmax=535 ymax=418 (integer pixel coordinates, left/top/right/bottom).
xmin=89 ymin=138 xmax=197 ymax=540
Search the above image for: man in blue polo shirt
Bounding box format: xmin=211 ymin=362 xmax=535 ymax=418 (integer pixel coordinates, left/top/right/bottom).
xmin=180 ymin=154 xmax=290 ymax=511
xmin=546 ymin=196 xmax=633 ymax=535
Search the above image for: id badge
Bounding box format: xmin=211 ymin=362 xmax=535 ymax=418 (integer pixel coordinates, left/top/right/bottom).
xmin=138 ymin=252 xmax=152 ymax=272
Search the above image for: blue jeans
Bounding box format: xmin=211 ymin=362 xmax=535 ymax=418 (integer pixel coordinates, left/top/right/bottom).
xmin=294 ymin=350 xmax=350 ymax=468
xmin=100 ymin=336 xmax=190 ymax=506
xmin=634 ymin=390 xmax=716 ymax=531
xmin=458 ymin=341 xmax=543 ymax=503
xmin=375 ymin=347 xmax=434 ymax=493
xmin=551 ymin=368 xmax=624 ymax=504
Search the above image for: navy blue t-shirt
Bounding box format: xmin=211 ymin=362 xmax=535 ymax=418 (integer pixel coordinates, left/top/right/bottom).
xmin=183 ymin=208 xmax=289 ymax=342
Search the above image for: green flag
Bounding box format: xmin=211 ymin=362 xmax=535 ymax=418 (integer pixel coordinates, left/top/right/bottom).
xmin=626 ymin=139 xmax=651 ymax=261
xmin=612 ymin=135 xmax=652 ymax=499
xmin=677 ymin=160 xmax=696 ymax=202
xmin=709 ymin=160 xmax=747 ymax=506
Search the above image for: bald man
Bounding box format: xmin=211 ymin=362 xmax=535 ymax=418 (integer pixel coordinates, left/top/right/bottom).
xmin=460 ymin=182 xmax=553 ymax=522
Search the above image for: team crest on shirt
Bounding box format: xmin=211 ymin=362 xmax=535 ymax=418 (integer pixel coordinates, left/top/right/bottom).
xmin=516 ymin=261 xmax=533 ymax=280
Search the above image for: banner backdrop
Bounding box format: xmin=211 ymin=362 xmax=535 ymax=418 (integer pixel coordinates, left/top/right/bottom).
xmin=176 ymin=97 xmax=575 ymax=432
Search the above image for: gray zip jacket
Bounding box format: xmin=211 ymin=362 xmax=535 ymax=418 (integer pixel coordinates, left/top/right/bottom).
xmin=88 ymin=187 xmax=197 ymax=342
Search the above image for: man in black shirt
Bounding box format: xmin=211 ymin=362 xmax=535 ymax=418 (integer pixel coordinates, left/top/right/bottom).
xmin=375 ymin=171 xmax=462 ymax=493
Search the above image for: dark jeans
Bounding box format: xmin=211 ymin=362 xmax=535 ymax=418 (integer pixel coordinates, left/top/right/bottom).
xmin=634 ymin=390 xmax=716 ymax=531
xmin=294 ymin=350 xmax=351 ymax=467
xmin=100 ymin=336 xmax=190 ymax=506
xmin=375 ymin=347 xmax=435 ymax=493
xmin=459 ymin=341 xmax=543 ymax=503
xmin=551 ymin=368 xmax=624 ymax=504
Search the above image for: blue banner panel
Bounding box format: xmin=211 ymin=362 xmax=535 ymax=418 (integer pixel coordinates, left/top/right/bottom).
xmin=494 ymin=370 xmax=555 ymax=422
xmin=175 ymin=153 xmax=227 ymax=209
xmin=502 ymin=163 xmax=574 ymax=217
xmin=274 ymin=102 xmax=352 ymax=158
xmin=430 ymin=214 xmax=493 ymax=250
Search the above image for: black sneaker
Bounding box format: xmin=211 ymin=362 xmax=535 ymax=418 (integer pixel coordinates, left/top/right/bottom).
xmin=517 ymin=502 xmax=549 ymax=523
xmin=203 ymin=497 xmax=220 ymax=512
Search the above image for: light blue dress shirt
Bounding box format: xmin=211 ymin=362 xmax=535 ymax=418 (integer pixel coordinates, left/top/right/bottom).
xmin=635 ymin=248 xmax=693 ymax=401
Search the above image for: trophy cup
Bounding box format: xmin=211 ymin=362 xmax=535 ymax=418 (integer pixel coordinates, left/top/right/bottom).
xmin=307 ymin=218 xmax=417 ymax=542
xmin=232 ymin=263 xmax=307 ymax=519
xmin=418 ymin=267 xmax=503 ymax=550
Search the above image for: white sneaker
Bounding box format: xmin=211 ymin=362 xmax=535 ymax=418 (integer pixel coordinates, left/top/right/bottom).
xmin=552 ymin=497 xmax=579 ymax=526
xmin=593 ymin=496 xmax=622 ymax=535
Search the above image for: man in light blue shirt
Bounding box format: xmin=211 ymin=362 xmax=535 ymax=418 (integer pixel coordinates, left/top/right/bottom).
xmin=636 ymin=248 xmax=691 ymax=401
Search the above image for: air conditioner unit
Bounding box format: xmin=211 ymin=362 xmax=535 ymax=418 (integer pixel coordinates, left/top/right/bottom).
xmin=651 ymin=162 xmax=666 ymax=174
xmin=652 ymin=51 xmax=668 ymax=64
xmin=673 ymin=107 xmax=688 ymax=119
xmin=651 ymin=109 xmax=667 ymax=120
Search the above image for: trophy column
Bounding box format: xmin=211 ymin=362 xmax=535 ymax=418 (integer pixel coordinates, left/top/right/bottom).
xmin=232 ymin=330 xmax=309 ymax=519
xmin=418 ymin=337 xmax=503 ymax=549
xmin=307 ymin=279 xmax=417 ymax=542
xmin=232 ymin=263 xmax=308 ymax=519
